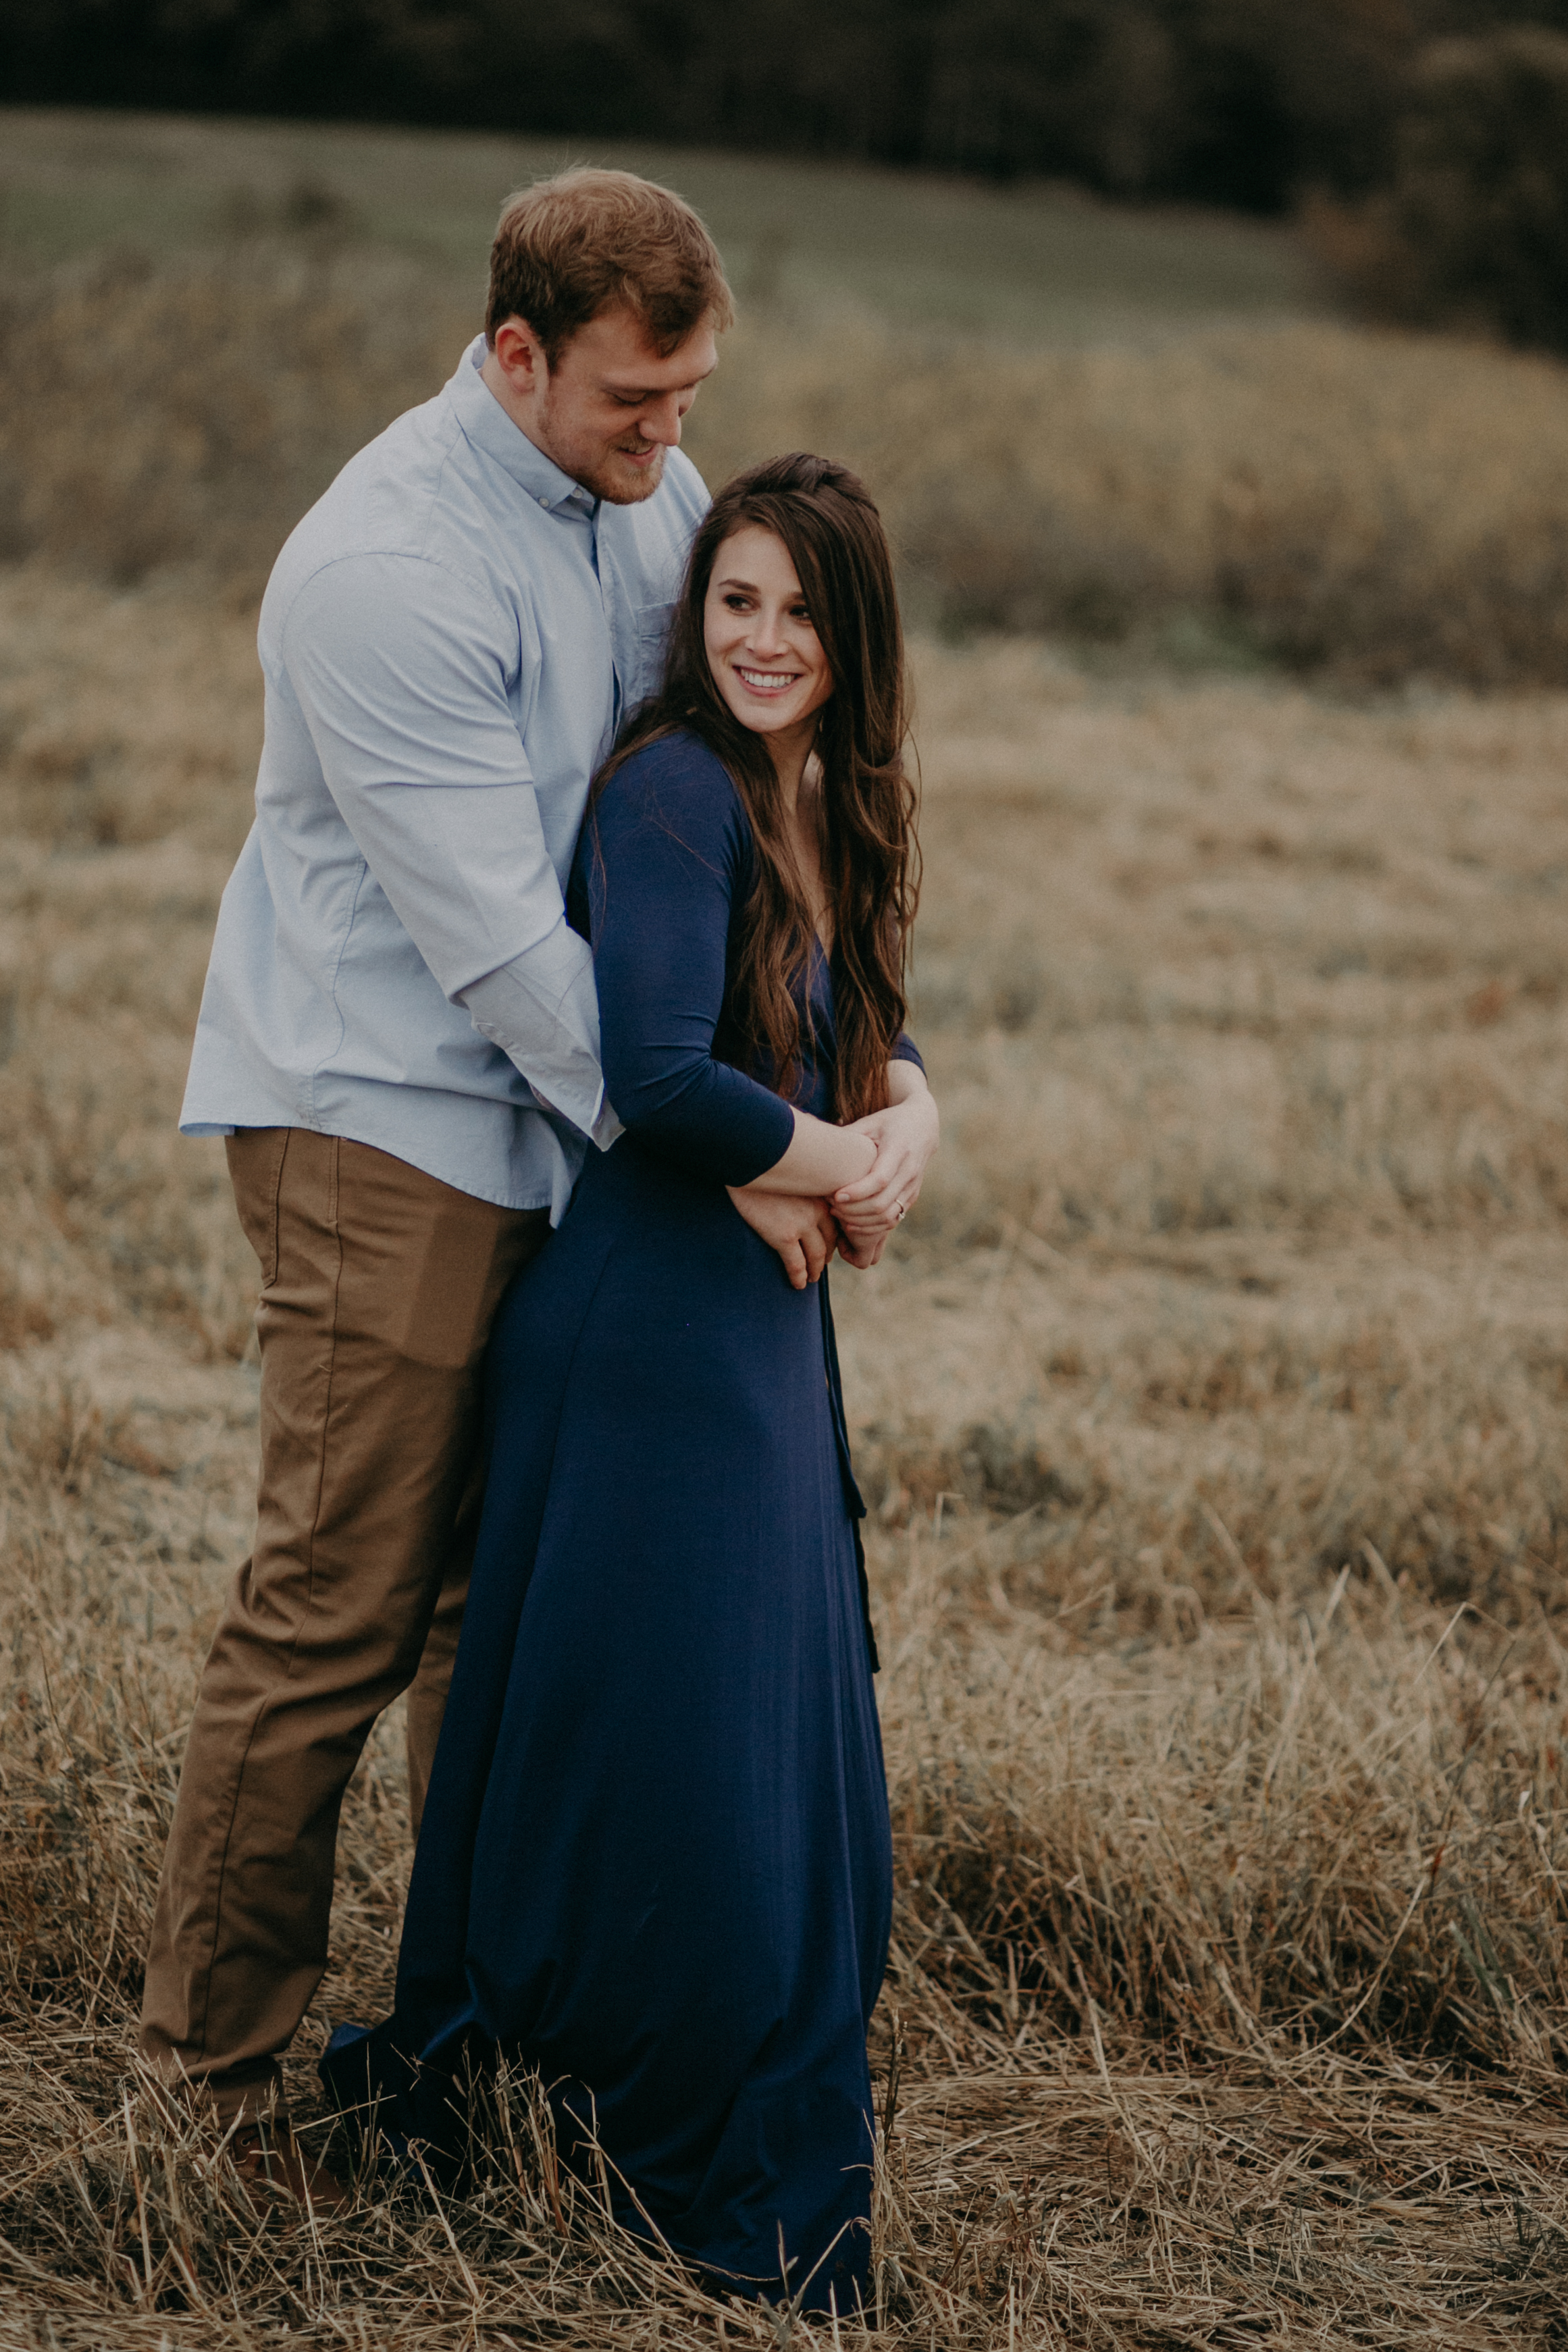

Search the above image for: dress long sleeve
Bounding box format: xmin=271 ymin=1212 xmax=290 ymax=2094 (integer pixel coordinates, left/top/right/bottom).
xmin=585 ymin=735 xmax=798 ymax=1187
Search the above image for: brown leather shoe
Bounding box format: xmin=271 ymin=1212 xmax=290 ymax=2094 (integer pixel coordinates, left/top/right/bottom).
xmin=228 ymin=2119 xmax=352 ymax=2214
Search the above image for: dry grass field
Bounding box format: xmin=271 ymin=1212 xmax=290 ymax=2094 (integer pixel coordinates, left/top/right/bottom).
xmin=3 ymin=101 xmax=1568 ymax=2352
xmin=10 ymin=240 xmax=1568 ymax=681
xmin=3 ymin=571 xmax=1567 ymax=2349
xmin=9 ymin=105 xmax=1568 ymax=681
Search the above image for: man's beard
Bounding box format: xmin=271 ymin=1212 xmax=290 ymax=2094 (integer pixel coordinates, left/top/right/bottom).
xmin=577 ymin=444 xmax=667 ymax=506
xmin=534 ymin=384 xmax=668 ymax=506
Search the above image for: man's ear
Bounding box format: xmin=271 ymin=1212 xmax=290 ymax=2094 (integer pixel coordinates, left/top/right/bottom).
xmin=491 ymin=317 xmax=547 ymax=392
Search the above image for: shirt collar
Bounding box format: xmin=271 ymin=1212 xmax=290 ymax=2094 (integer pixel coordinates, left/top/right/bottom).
xmin=447 ymin=336 xmax=600 ymax=517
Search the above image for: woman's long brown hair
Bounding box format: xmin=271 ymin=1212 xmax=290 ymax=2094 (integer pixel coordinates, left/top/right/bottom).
xmin=596 ymin=452 xmax=920 ymax=1124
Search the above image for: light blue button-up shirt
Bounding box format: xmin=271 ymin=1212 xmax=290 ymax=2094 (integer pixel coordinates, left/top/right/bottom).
xmin=180 ymin=336 xmax=709 ymax=1220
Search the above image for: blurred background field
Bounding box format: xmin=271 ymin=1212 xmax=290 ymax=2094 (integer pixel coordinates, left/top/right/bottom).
xmin=0 ymin=105 xmax=1324 ymax=337
xmin=9 ymin=105 xmax=1568 ymax=681
xmin=3 ymin=97 xmax=1568 ymax=2352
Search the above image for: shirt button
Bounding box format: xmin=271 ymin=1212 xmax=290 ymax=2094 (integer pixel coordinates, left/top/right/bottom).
xmin=538 ymin=495 xmax=549 ymax=508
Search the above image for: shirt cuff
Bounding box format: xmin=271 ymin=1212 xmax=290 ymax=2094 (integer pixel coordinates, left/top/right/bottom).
xmin=459 ymin=922 xmax=610 ymax=1143
xmin=589 ymin=1094 xmax=625 ymax=1151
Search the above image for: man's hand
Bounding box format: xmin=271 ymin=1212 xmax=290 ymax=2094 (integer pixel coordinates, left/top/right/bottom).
xmin=727 ymin=1185 xmax=839 ymax=1290
xmin=833 ymin=1075 xmax=940 ymax=1240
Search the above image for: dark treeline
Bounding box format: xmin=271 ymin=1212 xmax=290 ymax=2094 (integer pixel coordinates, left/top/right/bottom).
xmin=7 ymin=1 xmax=1568 ymax=215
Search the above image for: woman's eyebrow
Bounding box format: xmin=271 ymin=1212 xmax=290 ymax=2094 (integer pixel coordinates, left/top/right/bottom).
xmin=713 ymin=575 xmax=804 ymax=596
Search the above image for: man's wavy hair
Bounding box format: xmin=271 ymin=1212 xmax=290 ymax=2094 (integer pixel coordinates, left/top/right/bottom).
xmin=486 ymin=167 xmax=733 ymax=365
xmin=598 ymin=453 xmax=920 ymax=1126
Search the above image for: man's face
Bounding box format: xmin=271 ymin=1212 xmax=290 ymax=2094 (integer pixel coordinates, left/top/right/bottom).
xmin=493 ymin=306 xmax=718 ymax=505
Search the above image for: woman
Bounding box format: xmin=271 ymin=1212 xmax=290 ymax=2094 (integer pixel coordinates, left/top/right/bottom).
xmin=322 ymin=453 xmax=935 ymax=2312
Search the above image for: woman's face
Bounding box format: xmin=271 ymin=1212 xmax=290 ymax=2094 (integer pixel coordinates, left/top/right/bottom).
xmin=702 ymin=525 xmax=834 ymax=751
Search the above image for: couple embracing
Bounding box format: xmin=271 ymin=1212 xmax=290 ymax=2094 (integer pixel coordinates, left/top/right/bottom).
xmin=142 ymin=167 xmax=937 ymax=2316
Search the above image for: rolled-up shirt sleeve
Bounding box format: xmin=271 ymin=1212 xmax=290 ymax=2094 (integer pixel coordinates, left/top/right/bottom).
xmin=461 ymin=954 xmax=621 ymax=1148
xmin=279 ymin=551 xmax=612 ymax=1142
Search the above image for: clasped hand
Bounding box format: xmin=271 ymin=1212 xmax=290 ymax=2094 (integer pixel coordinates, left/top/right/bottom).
xmin=727 ymin=1080 xmax=940 ymax=1290
xmin=831 ymin=1084 xmax=940 ymax=1256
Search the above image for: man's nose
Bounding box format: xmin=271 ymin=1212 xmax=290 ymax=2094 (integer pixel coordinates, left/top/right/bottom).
xmin=639 ymin=393 xmax=684 ymax=447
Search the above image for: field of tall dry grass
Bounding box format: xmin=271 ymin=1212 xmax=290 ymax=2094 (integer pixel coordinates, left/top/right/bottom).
xmin=3 ymin=104 xmax=1568 ymax=2352
xmin=7 ymin=102 xmax=1568 ymax=681
xmin=11 ymin=238 xmax=1568 ymax=679
xmin=3 ymin=569 xmax=1567 ymax=2347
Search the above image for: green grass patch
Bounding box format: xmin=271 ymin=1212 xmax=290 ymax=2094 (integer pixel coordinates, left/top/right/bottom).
xmin=0 ymin=103 xmax=1329 ymax=345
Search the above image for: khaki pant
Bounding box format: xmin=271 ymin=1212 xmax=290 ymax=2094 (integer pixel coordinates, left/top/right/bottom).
xmin=140 ymin=1128 xmax=548 ymax=2123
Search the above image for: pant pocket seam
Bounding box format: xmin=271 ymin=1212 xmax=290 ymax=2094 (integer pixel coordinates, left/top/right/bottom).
xmin=263 ymin=1130 xmax=291 ymax=1290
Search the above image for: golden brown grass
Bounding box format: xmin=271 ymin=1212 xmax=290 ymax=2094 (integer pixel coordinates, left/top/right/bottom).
xmin=0 ymin=246 xmax=468 ymax=591
xmin=694 ymin=315 xmax=1568 ymax=677
xmin=8 ymin=238 xmax=1568 ymax=679
xmin=2 ymin=569 xmax=1566 ymax=2346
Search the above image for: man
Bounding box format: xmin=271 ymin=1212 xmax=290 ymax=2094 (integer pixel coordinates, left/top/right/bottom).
xmin=142 ymin=166 xmax=933 ymax=2195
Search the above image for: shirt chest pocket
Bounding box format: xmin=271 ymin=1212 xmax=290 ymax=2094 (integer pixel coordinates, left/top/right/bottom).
xmin=631 ymin=600 xmax=679 ymax=705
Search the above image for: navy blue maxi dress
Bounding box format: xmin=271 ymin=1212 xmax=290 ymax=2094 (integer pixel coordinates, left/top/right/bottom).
xmin=322 ymin=729 xmax=914 ymax=2311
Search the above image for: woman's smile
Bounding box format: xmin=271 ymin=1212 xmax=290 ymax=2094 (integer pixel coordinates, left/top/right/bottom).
xmin=703 ymin=523 xmax=835 ymax=750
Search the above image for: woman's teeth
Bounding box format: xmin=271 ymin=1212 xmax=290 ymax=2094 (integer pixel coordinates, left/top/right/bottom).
xmin=738 ymin=668 xmax=796 ymax=689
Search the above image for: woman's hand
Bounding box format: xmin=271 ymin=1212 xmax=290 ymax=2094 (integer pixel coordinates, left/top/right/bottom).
xmin=832 ymin=1066 xmax=939 ymax=1239
xmin=726 ymin=1186 xmax=840 ymax=1290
